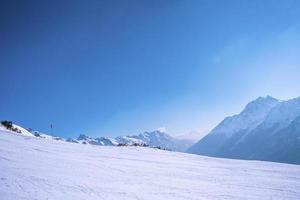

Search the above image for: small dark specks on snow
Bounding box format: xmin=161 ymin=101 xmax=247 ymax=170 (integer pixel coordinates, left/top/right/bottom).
xmin=1 ymin=178 xmax=9 ymax=188
xmin=0 ymin=155 xmax=12 ymax=162
xmin=33 ymin=148 xmax=51 ymax=153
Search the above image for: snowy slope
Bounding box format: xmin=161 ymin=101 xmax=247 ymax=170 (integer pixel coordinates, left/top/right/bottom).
xmin=29 ymin=130 xmax=65 ymax=141
xmin=0 ymin=123 xmax=34 ymax=137
xmin=0 ymin=123 xmax=65 ymax=141
xmin=1 ymin=130 xmax=300 ymax=200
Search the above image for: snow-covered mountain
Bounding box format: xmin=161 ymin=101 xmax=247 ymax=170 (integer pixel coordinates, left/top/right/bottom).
xmin=187 ymin=96 xmax=300 ymax=164
xmin=75 ymin=130 xmax=194 ymax=152
xmin=137 ymin=130 xmax=193 ymax=151
xmin=262 ymin=96 xmax=300 ymax=129
xmin=0 ymin=121 xmax=193 ymax=152
xmin=1 ymin=129 xmax=300 ymax=200
xmin=114 ymin=130 xmax=193 ymax=151
xmin=210 ymin=96 xmax=279 ymax=137
xmin=187 ymin=96 xmax=279 ymax=155
xmin=115 ymin=135 xmax=146 ymax=146
xmin=75 ymin=134 xmax=115 ymax=146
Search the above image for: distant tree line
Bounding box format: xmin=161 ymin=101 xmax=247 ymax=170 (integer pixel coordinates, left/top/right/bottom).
xmin=117 ymin=143 xmax=149 ymax=147
xmin=116 ymin=142 xmax=171 ymax=151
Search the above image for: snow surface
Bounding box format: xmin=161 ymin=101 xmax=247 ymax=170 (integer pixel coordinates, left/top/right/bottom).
xmin=1 ymin=130 xmax=300 ymax=200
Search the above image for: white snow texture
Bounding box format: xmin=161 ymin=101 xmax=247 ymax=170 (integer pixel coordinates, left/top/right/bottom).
xmin=0 ymin=129 xmax=300 ymax=200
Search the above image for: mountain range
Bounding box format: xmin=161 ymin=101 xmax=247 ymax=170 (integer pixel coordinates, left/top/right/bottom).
xmin=2 ymin=95 xmax=300 ymax=164
xmin=0 ymin=122 xmax=193 ymax=152
xmin=188 ymin=96 xmax=300 ymax=164
xmin=70 ymin=130 xmax=193 ymax=152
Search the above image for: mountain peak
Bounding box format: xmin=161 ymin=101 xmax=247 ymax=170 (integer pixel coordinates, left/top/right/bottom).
xmin=262 ymin=96 xmax=300 ymax=129
xmin=210 ymin=96 xmax=280 ymax=138
xmin=242 ymin=96 xmax=279 ymax=114
xmin=188 ymin=95 xmax=300 ymax=164
xmin=250 ymin=95 xmax=278 ymax=105
xmin=77 ymin=134 xmax=91 ymax=140
xmin=157 ymin=127 xmax=166 ymax=133
xmin=141 ymin=130 xmax=170 ymax=139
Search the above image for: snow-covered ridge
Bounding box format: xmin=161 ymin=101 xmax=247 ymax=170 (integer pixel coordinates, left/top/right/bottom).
xmin=1 ymin=130 xmax=300 ymax=200
xmin=262 ymin=96 xmax=300 ymax=129
xmin=211 ymin=96 xmax=279 ymax=137
xmin=0 ymin=122 xmax=193 ymax=152
xmin=0 ymin=122 xmax=34 ymax=137
xmin=75 ymin=130 xmax=194 ymax=152
xmin=188 ymin=95 xmax=300 ymax=164
xmin=0 ymin=121 xmax=67 ymax=141
xmin=75 ymin=134 xmax=115 ymax=146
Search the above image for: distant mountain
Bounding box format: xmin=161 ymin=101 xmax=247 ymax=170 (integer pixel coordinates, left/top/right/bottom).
xmin=75 ymin=130 xmax=194 ymax=152
xmin=75 ymin=134 xmax=115 ymax=146
xmin=188 ymin=96 xmax=280 ymax=155
xmin=115 ymin=130 xmax=193 ymax=151
xmin=1 ymin=120 xmax=193 ymax=152
xmin=115 ymin=135 xmax=145 ymax=146
xmin=187 ymin=96 xmax=300 ymax=164
xmin=173 ymin=130 xmax=206 ymax=142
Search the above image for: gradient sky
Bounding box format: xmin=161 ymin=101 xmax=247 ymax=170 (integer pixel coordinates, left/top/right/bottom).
xmin=1 ymin=0 xmax=300 ymax=139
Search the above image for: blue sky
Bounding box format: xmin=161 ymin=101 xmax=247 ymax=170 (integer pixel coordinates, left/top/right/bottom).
xmin=1 ymin=0 xmax=300 ymax=138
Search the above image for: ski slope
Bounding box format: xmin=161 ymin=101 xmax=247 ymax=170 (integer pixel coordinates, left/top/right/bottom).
xmin=0 ymin=130 xmax=300 ymax=200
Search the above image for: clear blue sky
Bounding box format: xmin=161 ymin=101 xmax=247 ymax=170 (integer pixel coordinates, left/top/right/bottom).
xmin=1 ymin=0 xmax=300 ymax=138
